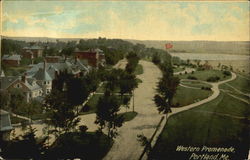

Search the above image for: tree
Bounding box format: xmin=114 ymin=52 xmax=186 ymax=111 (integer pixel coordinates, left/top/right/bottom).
xmin=9 ymin=88 xmax=26 ymax=114
xmin=152 ymin=53 xmax=161 ymax=65
xmin=154 ymin=75 xmax=179 ymax=114
xmin=1 ymin=125 xmax=47 ymax=159
xmin=95 ymin=93 xmax=124 ymax=138
xmin=118 ymin=71 xmax=139 ymax=112
xmin=0 ymin=90 xmax=10 ymax=110
xmin=44 ymin=89 xmax=80 ymax=136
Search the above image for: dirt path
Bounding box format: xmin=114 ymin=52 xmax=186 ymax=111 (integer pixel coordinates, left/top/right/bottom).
xmin=103 ymin=60 xmax=162 ymax=160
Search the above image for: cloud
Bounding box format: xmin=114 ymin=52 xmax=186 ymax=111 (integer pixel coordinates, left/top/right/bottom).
xmin=2 ymin=1 xmax=249 ymax=41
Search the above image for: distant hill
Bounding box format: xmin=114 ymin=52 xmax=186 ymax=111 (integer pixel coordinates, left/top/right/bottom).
xmin=2 ymin=36 xmax=249 ymax=55
xmin=1 ymin=36 xmax=82 ymax=42
xmin=128 ymin=40 xmax=250 ymax=55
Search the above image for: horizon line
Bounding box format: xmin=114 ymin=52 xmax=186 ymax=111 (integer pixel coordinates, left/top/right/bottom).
xmin=1 ymin=35 xmax=249 ymax=42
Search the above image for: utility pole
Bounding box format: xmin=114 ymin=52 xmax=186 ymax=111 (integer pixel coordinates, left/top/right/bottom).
xmin=132 ymin=90 xmax=135 ymax=112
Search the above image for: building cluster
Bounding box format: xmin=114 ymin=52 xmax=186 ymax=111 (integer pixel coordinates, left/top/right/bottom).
xmin=0 ymin=44 xmax=106 ymax=141
xmin=1 ymin=45 xmax=106 ymax=102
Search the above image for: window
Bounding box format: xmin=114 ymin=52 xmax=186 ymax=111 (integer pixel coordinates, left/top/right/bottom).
xmin=16 ymin=83 xmax=21 ymax=88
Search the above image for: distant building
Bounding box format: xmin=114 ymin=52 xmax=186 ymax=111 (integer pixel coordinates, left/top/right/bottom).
xmin=22 ymin=46 xmax=44 ymax=59
xmin=45 ymin=56 xmax=63 ymax=63
xmin=0 ymin=110 xmax=13 ymax=141
xmin=74 ymin=48 xmax=105 ymax=68
xmin=2 ymin=55 xmax=21 ymax=67
xmin=26 ymin=59 xmax=90 ymax=80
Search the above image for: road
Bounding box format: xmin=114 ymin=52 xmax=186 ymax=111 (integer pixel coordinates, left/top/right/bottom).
xmin=103 ymin=60 xmax=162 ymax=160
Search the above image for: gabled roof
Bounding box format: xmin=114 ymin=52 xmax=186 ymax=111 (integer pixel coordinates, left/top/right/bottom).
xmin=2 ymin=55 xmax=21 ymax=61
xmin=25 ymin=78 xmax=42 ymax=91
xmin=0 ymin=110 xmax=13 ymax=131
xmin=0 ymin=76 xmax=19 ymax=90
xmin=27 ymin=60 xmax=89 ymax=79
xmin=33 ymin=68 xmax=52 ymax=81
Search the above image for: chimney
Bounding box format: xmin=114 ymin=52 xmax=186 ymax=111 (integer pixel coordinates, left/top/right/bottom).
xmin=21 ymin=73 xmax=27 ymax=83
xmin=43 ymin=59 xmax=47 ymax=71
xmin=75 ymin=56 xmax=78 ymax=64
xmin=55 ymin=70 xmax=59 ymax=78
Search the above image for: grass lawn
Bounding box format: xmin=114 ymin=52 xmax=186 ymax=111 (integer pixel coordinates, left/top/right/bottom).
xmin=10 ymin=115 xmax=29 ymax=124
xmin=173 ymin=67 xmax=185 ymax=73
xmin=80 ymin=94 xmax=103 ymax=114
xmin=181 ymin=80 xmax=212 ymax=88
xmin=134 ymin=64 xmax=144 ymax=75
xmin=47 ymin=132 xmax=113 ymax=160
xmin=96 ymin=82 xmax=120 ymax=93
xmin=178 ymin=70 xmax=231 ymax=82
xmin=119 ymin=111 xmax=138 ymax=122
xmin=149 ymin=92 xmax=250 ymax=160
xmin=172 ymin=86 xmax=212 ymax=107
xmin=220 ymin=74 xmax=250 ymax=94
xmin=80 ymin=94 xmax=132 ymax=115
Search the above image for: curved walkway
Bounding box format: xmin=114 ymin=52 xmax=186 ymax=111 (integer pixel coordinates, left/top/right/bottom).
xmin=148 ymin=71 xmax=237 ymax=160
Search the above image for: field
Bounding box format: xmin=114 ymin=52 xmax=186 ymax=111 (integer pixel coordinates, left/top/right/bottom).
xmin=181 ymin=80 xmax=212 ymax=88
xmin=220 ymin=74 xmax=250 ymax=94
xmin=178 ymin=70 xmax=231 ymax=82
xmin=172 ymin=86 xmax=212 ymax=107
xmin=150 ymin=92 xmax=250 ymax=160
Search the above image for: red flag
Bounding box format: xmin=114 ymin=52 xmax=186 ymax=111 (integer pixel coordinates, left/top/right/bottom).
xmin=165 ymin=43 xmax=173 ymax=49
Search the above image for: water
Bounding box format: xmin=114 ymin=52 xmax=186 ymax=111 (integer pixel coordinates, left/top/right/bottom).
xmin=170 ymin=53 xmax=250 ymax=61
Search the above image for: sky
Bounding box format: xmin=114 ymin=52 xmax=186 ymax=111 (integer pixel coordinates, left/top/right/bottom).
xmin=1 ymin=1 xmax=249 ymax=41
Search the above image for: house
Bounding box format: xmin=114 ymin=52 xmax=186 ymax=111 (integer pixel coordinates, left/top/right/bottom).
xmin=0 ymin=110 xmax=13 ymax=141
xmin=22 ymin=46 xmax=44 ymax=59
xmin=2 ymin=55 xmax=21 ymax=67
xmin=26 ymin=59 xmax=90 ymax=80
xmin=74 ymin=48 xmax=105 ymax=68
xmin=0 ymin=74 xmax=43 ymax=102
xmin=33 ymin=61 xmax=52 ymax=95
xmin=45 ymin=56 xmax=63 ymax=63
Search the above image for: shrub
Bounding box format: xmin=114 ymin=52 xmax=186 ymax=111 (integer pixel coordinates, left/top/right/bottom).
xmin=223 ymin=71 xmax=231 ymax=76
xmin=187 ymin=76 xmax=197 ymax=80
xmin=206 ymin=76 xmax=220 ymax=82
xmin=81 ymin=104 xmax=90 ymax=112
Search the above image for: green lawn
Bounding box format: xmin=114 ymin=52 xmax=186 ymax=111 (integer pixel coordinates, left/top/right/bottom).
xmin=96 ymin=82 xmax=120 ymax=93
xmin=80 ymin=94 xmax=132 ymax=115
xmin=220 ymin=74 xmax=250 ymax=94
xmin=181 ymin=80 xmax=212 ymax=88
xmin=150 ymin=92 xmax=250 ymax=160
xmin=134 ymin=64 xmax=144 ymax=75
xmin=80 ymin=94 xmax=103 ymax=114
xmin=119 ymin=111 xmax=138 ymax=122
xmin=173 ymin=67 xmax=185 ymax=73
xmin=10 ymin=115 xmax=29 ymax=124
xmin=172 ymin=86 xmax=212 ymax=107
xmin=178 ymin=70 xmax=231 ymax=82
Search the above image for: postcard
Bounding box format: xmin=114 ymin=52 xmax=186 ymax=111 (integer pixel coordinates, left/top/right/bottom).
xmin=0 ymin=1 xmax=249 ymax=160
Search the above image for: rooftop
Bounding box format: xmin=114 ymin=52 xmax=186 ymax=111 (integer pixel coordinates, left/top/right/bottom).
xmin=2 ymin=55 xmax=21 ymax=61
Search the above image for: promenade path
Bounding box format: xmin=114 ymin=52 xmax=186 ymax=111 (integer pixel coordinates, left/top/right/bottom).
xmin=103 ymin=60 xmax=162 ymax=160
